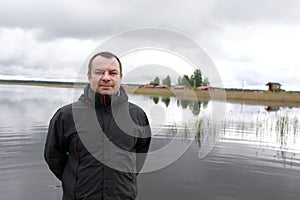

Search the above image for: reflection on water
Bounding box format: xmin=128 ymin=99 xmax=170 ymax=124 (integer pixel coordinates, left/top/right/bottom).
xmin=137 ymin=96 xmax=300 ymax=199
xmin=1 ymin=85 xmax=300 ymax=200
xmin=150 ymin=96 xmax=209 ymax=115
xmin=147 ymin=95 xmax=300 ymax=155
xmin=0 ymin=85 xmax=78 ymax=200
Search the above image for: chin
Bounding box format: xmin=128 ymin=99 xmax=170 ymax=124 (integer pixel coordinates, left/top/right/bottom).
xmin=98 ymin=90 xmax=113 ymax=95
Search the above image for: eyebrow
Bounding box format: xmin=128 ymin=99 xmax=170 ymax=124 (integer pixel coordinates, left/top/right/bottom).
xmin=94 ymin=69 xmax=119 ymax=72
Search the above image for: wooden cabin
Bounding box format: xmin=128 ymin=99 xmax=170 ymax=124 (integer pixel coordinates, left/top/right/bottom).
xmin=173 ymin=85 xmax=187 ymax=89
xmin=197 ymin=86 xmax=209 ymax=90
xmin=155 ymin=85 xmax=169 ymax=89
xmin=144 ymin=84 xmax=155 ymax=88
xmin=265 ymin=82 xmax=281 ymax=92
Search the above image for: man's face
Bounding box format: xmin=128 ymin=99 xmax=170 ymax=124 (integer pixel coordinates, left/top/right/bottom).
xmin=88 ymin=56 xmax=122 ymax=95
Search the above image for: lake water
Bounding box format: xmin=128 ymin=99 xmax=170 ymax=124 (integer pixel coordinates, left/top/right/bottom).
xmin=0 ymin=84 xmax=300 ymax=200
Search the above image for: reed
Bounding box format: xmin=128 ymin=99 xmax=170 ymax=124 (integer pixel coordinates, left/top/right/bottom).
xmin=169 ymin=122 xmax=178 ymax=136
xmin=292 ymin=117 xmax=298 ymax=136
xmin=195 ymin=120 xmax=202 ymax=146
xmin=183 ymin=123 xmax=190 ymax=140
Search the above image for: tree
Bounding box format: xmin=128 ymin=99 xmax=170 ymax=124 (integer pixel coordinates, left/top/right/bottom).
xmin=190 ymin=69 xmax=202 ymax=87
xmin=162 ymin=97 xmax=170 ymax=107
xmin=177 ymin=76 xmax=182 ymax=85
xmin=180 ymin=99 xmax=189 ymax=109
xmin=182 ymin=75 xmax=192 ymax=88
xmin=152 ymin=76 xmax=160 ymax=86
xmin=202 ymin=77 xmax=210 ymax=86
xmin=189 ymin=101 xmax=202 ymax=115
xmin=162 ymin=75 xmax=171 ymax=87
xmin=152 ymin=97 xmax=159 ymax=104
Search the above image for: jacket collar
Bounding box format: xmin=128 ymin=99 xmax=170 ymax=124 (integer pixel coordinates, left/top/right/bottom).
xmin=79 ymin=84 xmax=128 ymax=108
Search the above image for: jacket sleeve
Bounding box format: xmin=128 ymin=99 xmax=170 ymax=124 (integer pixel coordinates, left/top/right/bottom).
xmin=135 ymin=112 xmax=151 ymax=175
xmin=44 ymin=109 xmax=68 ymax=181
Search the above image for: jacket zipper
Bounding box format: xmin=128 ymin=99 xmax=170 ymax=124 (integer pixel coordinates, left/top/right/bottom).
xmin=74 ymin=140 xmax=80 ymax=200
xmin=103 ymin=95 xmax=107 ymax=107
xmin=75 ymin=150 xmax=80 ymax=160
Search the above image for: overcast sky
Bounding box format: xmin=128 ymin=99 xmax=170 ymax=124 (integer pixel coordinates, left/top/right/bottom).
xmin=1 ymin=0 xmax=300 ymax=90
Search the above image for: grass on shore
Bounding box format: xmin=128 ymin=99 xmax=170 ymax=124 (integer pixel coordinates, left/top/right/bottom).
xmin=125 ymin=86 xmax=300 ymax=107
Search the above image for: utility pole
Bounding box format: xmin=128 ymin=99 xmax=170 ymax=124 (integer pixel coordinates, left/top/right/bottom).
xmin=242 ymin=79 xmax=244 ymax=92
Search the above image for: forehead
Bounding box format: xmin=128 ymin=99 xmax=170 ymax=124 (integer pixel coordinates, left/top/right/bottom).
xmin=91 ymin=56 xmax=120 ymax=71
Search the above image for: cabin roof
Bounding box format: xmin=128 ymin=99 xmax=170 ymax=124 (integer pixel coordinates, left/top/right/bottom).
xmin=174 ymin=85 xmax=187 ymax=88
xmin=155 ymin=85 xmax=168 ymax=88
xmin=265 ymin=82 xmax=281 ymax=86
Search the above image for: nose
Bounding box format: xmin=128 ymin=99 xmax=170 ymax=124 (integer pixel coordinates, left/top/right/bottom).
xmin=101 ymin=71 xmax=110 ymax=81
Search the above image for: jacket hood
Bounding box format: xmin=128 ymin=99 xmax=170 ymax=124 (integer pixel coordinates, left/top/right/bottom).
xmin=79 ymin=84 xmax=128 ymax=108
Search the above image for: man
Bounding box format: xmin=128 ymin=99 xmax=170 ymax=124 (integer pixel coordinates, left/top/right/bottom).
xmin=44 ymin=52 xmax=151 ymax=200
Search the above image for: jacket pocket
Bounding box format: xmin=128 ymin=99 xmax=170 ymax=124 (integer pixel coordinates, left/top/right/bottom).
xmin=62 ymin=136 xmax=80 ymax=200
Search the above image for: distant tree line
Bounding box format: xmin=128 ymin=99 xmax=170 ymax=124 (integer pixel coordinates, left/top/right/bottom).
xmin=150 ymin=69 xmax=209 ymax=88
xmin=149 ymin=69 xmax=209 ymax=88
xmin=0 ymin=79 xmax=87 ymax=86
xmin=150 ymin=75 xmax=171 ymax=87
xmin=178 ymin=69 xmax=210 ymax=88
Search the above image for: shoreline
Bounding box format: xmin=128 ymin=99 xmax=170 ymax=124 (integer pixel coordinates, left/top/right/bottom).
xmin=1 ymin=82 xmax=300 ymax=107
xmin=125 ymin=86 xmax=300 ymax=107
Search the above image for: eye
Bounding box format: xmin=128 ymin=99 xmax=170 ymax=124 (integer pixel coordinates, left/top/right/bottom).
xmin=110 ymin=71 xmax=118 ymax=75
xmin=94 ymin=71 xmax=103 ymax=75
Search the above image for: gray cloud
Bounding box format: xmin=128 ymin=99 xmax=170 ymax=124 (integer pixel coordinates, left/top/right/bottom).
xmin=1 ymin=0 xmax=300 ymax=90
xmin=1 ymin=0 xmax=299 ymax=40
xmin=211 ymin=0 xmax=300 ymax=25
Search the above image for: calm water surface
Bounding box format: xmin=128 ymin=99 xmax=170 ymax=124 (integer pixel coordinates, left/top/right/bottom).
xmin=0 ymin=85 xmax=300 ymax=200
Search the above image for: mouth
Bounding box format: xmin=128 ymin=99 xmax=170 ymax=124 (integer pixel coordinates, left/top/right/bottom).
xmin=99 ymin=85 xmax=113 ymax=89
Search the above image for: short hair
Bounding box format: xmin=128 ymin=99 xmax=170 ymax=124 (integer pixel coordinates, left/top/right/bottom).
xmin=88 ymin=52 xmax=122 ymax=74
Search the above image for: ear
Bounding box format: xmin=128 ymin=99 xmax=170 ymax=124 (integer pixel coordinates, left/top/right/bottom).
xmin=120 ymin=73 xmax=123 ymax=78
xmin=87 ymin=72 xmax=91 ymax=81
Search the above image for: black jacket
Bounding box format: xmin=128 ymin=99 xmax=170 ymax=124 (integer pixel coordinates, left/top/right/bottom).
xmin=44 ymin=85 xmax=151 ymax=200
